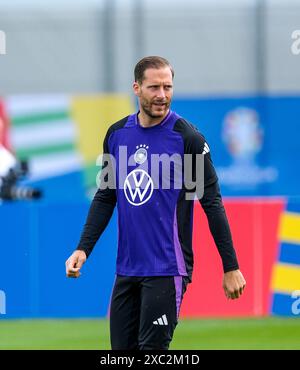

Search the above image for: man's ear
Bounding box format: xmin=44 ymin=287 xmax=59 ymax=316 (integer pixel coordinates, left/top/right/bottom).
xmin=133 ymin=81 xmax=141 ymax=97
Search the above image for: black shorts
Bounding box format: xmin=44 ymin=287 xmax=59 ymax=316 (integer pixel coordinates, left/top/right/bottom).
xmin=109 ymin=275 xmax=189 ymax=350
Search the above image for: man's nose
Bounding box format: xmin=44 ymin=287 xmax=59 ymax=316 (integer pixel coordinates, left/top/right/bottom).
xmin=156 ymin=87 xmax=166 ymax=99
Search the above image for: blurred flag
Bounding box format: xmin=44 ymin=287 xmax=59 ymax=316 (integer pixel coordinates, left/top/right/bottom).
xmin=6 ymin=95 xmax=83 ymax=182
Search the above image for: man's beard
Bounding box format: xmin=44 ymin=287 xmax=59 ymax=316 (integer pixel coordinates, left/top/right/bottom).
xmin=140 ymin=99 xmax=170 ymax=119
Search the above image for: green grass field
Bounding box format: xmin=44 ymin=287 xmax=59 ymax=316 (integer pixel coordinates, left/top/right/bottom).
xmin=0 ymin=317 xmax=299 ymax=350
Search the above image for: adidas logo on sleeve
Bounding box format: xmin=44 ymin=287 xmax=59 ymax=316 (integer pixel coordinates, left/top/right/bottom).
xmin=202 ymin=142 xmax=210 ymax=155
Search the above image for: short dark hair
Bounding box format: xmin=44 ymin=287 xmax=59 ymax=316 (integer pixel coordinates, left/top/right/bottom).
xmin=134 ymin=56 xmax=174 ymax=84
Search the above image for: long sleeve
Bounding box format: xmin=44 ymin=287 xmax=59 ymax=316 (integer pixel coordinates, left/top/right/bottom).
xmin=182 ymin=123 xmax=239 ymax=273
xmin=199 ymin=180 xmax=239 ymax=273
xmin=76 ymin=129 xmax=117 ymax=258
xmin=76 ymin=186 xmax=116 ymax=258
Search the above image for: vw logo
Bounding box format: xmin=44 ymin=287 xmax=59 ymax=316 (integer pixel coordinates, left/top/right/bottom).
xmin=124 ymin=169 xmax=154 ymax=206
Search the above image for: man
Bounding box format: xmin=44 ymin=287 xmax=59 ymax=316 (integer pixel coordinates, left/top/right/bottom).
xmin=66 ymin=56 xmax=246 ymax=350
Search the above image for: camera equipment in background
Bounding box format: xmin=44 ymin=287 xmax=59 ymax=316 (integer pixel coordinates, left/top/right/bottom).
xmin=0 ymin=160 xmax=42 ymax=201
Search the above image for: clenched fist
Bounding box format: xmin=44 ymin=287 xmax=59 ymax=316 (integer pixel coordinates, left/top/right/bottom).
xmin=65 ymin=250 xmax=87 ymax=278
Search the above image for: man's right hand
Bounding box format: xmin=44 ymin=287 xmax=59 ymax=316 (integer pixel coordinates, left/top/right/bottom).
xmin=65 ymin=250 xmax=87 ymax=278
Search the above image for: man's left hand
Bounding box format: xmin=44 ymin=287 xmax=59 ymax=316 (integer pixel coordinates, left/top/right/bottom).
xmin=223 ymin=269 xmax=246 ymax=300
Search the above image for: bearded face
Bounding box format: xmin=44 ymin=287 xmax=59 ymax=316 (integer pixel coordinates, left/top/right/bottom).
xmin=133 ymin=67 xmax=173 ymax=122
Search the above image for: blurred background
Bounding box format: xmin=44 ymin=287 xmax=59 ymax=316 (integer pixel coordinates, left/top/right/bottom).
xmin=0 ymin=0 xmax=300 ymax=349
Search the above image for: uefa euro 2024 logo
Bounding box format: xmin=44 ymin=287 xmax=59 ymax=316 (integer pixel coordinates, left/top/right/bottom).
xmin=222 ymin=107 xmax=263 ymax=165
xmin=218 ymin=107 xmax=278 ymax=188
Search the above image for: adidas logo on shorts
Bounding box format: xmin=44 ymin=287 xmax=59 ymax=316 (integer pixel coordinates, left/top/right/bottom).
xmin=153 ymin=314 xmax=168 ymax=326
